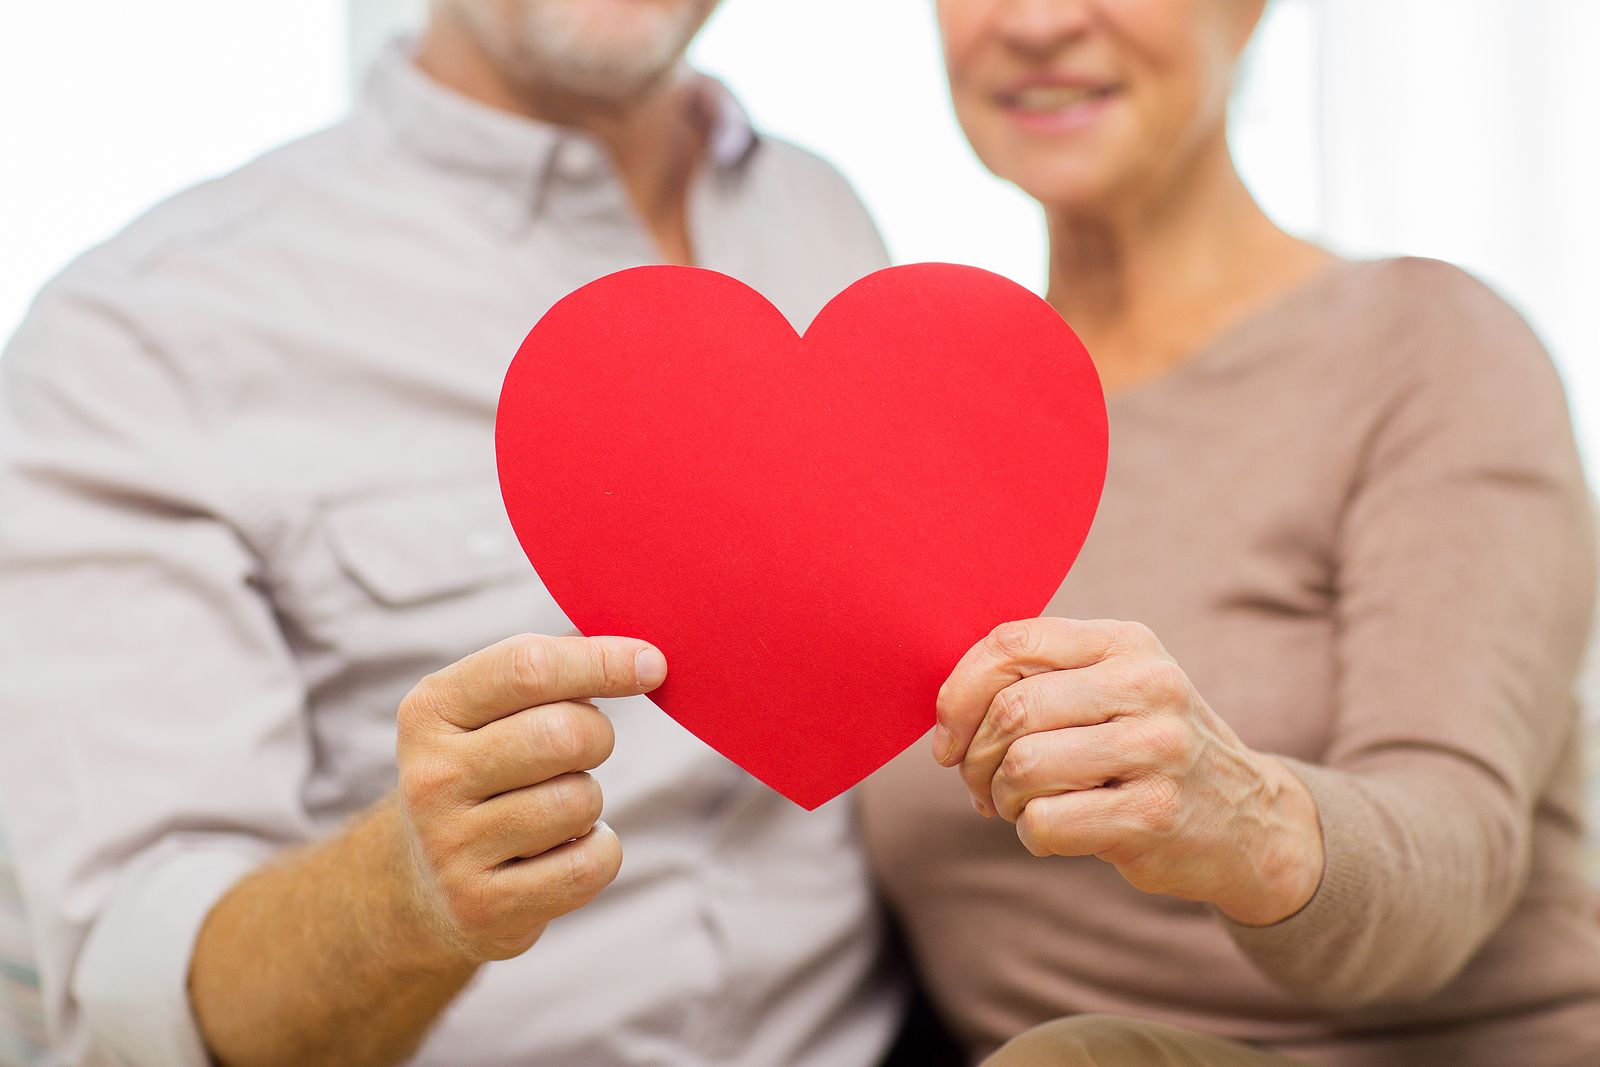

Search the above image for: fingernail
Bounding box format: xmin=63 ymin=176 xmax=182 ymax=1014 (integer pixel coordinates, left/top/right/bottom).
xmin=971 ymin=795 xmax=991 ymax=818
xmin=635 ymin=648 xmax=667 ymax=689
xmin=594 ymin=819 xmax=615 ymax=837
xmin=932 ymin=724 xmax=955 ymax=765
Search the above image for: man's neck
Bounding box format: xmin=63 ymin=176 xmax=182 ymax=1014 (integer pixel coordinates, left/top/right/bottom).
xmin=413 ymin=21 xmax=706 ymax=264
xmin=1044 ymin=131 xmax=1327 ymax=393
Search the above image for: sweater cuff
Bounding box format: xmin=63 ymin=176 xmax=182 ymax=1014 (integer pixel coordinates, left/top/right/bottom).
xmin=1219 ymin=758 xmax=1388 ymax=997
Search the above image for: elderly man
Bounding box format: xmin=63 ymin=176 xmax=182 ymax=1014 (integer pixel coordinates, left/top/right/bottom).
xmin=0 ymin=1 xmax=900 ymax=1064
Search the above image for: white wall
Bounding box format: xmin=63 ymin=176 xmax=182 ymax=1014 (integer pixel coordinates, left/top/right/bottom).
xmin=5 ymin=0 xmax=1596 ymax=467
xmin=1315 ymin=0 xmax=1600 ymax=471
xmin=0 ymin=2 xmax=348 ymax=342
xmin=338 ymin=0 xmax=1600 ymax=471
xmin=689 ymin=0 xmax=1598 ymax=468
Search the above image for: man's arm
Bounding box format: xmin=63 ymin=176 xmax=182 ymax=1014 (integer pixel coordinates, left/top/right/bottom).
xmin=190 ymin=634 xmax=667 ymax=1067
xmin=190 ymin=800 xmax=477 ymax=1067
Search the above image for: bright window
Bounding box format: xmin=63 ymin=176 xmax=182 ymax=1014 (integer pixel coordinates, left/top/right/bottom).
xmin=0 ymin=2 xmax=347 ymax=341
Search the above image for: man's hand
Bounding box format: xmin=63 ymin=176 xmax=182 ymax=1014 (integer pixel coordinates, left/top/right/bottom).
xmin=190 ymin=633 xmax=666 ymax=1067
xmin=395 ymin=634 xmax=668 ymax=960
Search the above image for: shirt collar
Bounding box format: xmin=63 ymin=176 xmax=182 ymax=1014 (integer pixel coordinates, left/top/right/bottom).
xmin=356 ymin=39 xmax=759 ymax=233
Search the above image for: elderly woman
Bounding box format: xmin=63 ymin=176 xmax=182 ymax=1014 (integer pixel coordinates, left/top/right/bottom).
xmin=860 ymin=2 xmax=1600 ymax=1065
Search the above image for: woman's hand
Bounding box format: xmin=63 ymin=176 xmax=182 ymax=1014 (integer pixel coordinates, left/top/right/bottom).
xmin=932 ymin=618 xmax=1325 ymax=926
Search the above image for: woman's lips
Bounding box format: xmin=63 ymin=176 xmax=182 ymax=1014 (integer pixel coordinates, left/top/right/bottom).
xmin=998 ymin=84 xmax=1123 ymax=134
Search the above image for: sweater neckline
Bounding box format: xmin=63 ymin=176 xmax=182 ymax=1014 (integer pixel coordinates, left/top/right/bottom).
xmin=1103 ymin=255 xmax=1365 ymax=410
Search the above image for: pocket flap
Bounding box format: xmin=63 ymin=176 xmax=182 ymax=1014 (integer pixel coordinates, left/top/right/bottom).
xmin=321 ymin=481 xmax=527 ymax=607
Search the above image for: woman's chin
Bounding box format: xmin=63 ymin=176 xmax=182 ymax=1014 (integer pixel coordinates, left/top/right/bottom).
xmin=1005 ymin=168 xmax=1122 ymax=216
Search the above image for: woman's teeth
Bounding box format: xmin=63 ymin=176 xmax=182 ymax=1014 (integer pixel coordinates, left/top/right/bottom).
xmin=1012 ymin=86 xmax=1108 ymax=112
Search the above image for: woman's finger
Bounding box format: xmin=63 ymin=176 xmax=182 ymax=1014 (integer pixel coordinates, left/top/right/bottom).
xmin=988 ymin=723 xmax=1153 ymax=822
xmin=1013 ymin=783 xmax=1143 ymax=860
xmin=934 ymin=618 xmax=1154 ymax=767
xmin=960 ymin=663 xmax=1136 ymax=812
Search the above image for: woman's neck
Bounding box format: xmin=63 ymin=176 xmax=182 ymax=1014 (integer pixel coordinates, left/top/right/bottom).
xmin=1045 ymin=131 xmax=1331 ymax=394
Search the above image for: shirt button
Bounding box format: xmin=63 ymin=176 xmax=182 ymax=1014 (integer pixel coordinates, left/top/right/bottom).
xmin=554 ymin=139 xmax=603 ymax=182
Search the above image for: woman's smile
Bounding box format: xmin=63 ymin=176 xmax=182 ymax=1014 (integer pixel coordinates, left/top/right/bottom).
xmin=996 ymin=77 xmax=1126 ymax=134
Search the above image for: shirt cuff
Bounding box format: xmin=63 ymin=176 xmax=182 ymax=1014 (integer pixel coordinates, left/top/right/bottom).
xmin=72 ymin=838 xmax=270 ymax=1067
xmin=1217 ymin=758 xmax=1387 ymax=1004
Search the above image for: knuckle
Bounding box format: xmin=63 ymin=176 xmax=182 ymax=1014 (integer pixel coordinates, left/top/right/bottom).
xmin=544 ymin=772 xmax=603 ymax=825
xmin=398 ymin=751 xmax=456 ymax=809
xmin=987 ymin=620 xmax=1038 ymax=660
xmin=997 ymin=737 xmax=1037 ymax=786
xmin=570 ymin=773 xmax=605 ymax=823
xmin=1016 ymin=802 xmax=1053 ymax=851
xmin=585 ymin=640 xmax=624 ymax=693
xmin=1139 ymin=719 xmax=1191 ymax=767
xmin=507 ymin=636 xmax=555 ymax=698
xmin=535 ymin=708 xmax=590 ymax=767
xmin=589 ymin=709 xmax=616 ymax=763
xmin=1134 ymin=778 xmax=1182 ymax=835
xmin=1125 ymin=657 xmax=1187 ymax=703
xmin=1112 ymin=620 xmax=1158 ymax=648
xmin=991 ymin=685 xmax=1034 ymax=737
xmin=564 ymin=836 xmax=619 ymax=895
xmin=398 ymin=677 xmax=447 ymax=732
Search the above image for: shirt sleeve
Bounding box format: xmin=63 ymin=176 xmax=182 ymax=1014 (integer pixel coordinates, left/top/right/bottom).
xmin=1223 ymin=258 xmax=1599 ymax=1008
xmin=0 ymin=266 xmax=316 ymax=1065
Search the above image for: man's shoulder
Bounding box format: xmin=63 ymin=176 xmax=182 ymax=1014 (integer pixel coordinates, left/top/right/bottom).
xmin=55 ymin=121 xmax=363 ymax=296
xmin=747 ymin=134 xmax=869 ymax=209
xmin=5 ymin=120 xmax=373 ymax=419
xmin=742 ymin=134 xmax=889 ymax=276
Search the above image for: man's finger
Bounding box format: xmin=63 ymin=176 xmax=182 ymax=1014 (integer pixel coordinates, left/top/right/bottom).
xmin=455 ymin=701 xmax=614 ymax=798
xmin=933 ymin=618 xmax=1132 ymax=768
xmin=487 ymin=821 xmax=624 ymax=926
xmin=410 ymin=633 xmax=667 ymax=732
xmin=463 ymin=772 xmax=606 ymax=867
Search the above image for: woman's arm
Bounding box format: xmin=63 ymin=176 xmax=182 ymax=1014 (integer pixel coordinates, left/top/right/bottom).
xmin=932 ymin=260 xmax=1597 ymax=1009
xmin=1221 ymin=261 xmax=1596 ymax=1006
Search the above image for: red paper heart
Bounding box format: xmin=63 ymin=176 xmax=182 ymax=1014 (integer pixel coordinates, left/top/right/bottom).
xmin=496 ymin=264 xmax=1106 ymax=809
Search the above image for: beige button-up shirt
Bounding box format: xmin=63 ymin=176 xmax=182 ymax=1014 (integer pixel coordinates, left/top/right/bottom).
xmin=0 ymin=44 xmax=898 ymax=1067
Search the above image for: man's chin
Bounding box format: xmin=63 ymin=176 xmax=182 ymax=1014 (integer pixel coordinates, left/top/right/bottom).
xmin=509 ymin=0 xmax=708 ymax=101
xmin=534 ymin=63 xmax=678 ymax=111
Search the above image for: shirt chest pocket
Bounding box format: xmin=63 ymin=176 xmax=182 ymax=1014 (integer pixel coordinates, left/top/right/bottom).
xmin=278 ymin=480 xmax=572 ymax=664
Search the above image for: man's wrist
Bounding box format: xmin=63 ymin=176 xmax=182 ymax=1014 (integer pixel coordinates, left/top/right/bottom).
xmin=359 ymin=795 xmax=486 ymax=974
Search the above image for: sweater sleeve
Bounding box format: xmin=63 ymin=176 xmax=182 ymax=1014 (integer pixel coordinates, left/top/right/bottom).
xmin=1223 ymin=258 xmax=1598 ymax=1008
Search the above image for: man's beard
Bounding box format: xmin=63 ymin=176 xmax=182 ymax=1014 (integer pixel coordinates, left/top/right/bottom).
xmin=452 ymin=0 xmax=718 ymax=103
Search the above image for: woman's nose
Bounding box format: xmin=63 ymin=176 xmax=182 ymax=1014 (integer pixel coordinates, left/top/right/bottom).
xmin=994 ymin=0 xmax=1095 ymax=56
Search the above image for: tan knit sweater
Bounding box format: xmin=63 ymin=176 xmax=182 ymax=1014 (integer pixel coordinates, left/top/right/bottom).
xmin=861 ymin=257 xmax=1600 ymax=1066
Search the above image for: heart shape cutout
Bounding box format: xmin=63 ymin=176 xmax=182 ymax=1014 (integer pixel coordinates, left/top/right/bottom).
xmin=496 ymin=264 xmax=1106 ymax=808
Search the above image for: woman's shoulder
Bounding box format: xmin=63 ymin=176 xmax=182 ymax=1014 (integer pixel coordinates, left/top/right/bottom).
xmin=1309 ymin=256 xmax=1567 ymax=419
xmin=1326 ymin=255 xmax=1584 ymax=479
xmin=1336 ymin=256 xmax=1548 ymax=369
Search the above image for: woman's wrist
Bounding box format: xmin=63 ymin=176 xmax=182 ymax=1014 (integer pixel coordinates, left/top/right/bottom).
xmin=1216 ymin=754 xmax=1326 ymax=927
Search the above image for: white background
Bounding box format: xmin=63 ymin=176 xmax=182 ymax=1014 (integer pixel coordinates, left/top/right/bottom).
xmin=0 ymin=7 xmax=1597 ymax=1054
xmin=3 ymin=0 xmax=1597 ymax=468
